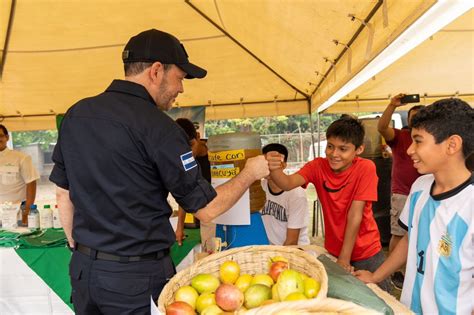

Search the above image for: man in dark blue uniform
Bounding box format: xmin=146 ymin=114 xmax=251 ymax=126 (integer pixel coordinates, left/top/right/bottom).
xmin=50 ymin=29 xmax=269 ymax=314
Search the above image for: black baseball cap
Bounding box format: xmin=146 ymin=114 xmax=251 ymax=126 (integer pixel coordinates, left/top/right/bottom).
xmin=122 ymin=29 xmax=207 ymax=79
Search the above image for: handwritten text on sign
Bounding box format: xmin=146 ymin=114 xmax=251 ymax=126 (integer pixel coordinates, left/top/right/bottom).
xmin=208 ymin=149 xmax=245 ymax=162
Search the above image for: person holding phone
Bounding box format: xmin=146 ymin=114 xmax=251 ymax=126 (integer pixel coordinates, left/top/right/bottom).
xmin=377 ymin=93 xmax=423 ymax=289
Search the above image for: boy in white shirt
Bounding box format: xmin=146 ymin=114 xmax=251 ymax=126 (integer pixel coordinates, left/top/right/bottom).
xmin=261 ymin=143 xmax=309 ymax=246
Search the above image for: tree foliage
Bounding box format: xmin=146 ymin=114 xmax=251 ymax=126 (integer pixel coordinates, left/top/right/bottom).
xmin=8 ymin=114 xmax=341 ymax=153
xmin=204 ymin=113 xmax=340 ymax=136
xmin=12 ymin=130 xmax=58 ymax=151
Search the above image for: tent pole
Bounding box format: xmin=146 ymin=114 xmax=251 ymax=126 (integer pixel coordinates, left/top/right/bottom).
xmin=309 ymin=0 xmax=383 ymax=97
xmin=185 ymin=0 xmax=308 ymax=99
xmin=307 ymin=99 xmax=317 ymax=161
xmin=308 ymin=99 xmax=317 ymax=237
xmin=317 ymin=112 xmax=321 ymax=158
xmin=0 ymin=0 xmax=16 ymax=79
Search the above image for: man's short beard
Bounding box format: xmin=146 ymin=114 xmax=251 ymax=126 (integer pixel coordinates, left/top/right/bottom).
xmin=156 ymin=74 xmax=173 ymax=111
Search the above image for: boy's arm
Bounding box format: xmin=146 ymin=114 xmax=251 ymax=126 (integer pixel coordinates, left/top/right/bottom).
xmin=283 ymin=228 xmax=301 ymax=246
xmin=377 ymin=93 xmax=405 ymax=141
xmin=175 ymin=207 xmax=186 ymax=246
xmin=355 ymin=233 xmax=408 ymax=283
xmin=337 ymin=200 xmax=365 ymax=271
xmin=266 ymin=151 xmax=306 ymax=190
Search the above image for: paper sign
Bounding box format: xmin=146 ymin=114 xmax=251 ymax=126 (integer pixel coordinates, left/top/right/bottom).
xmin=150 ymin=296 xmax=161 ymax=315
xmin=211 ymin=177 xmax=250 ymax=225
xmin=208 ymin=149 xmax=245 ymax=162
xmin=210 ymin=167 xmax=240 ymax=178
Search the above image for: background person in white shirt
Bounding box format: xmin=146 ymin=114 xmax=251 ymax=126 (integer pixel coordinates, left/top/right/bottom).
xmin=261 ymin=143 xmax=310 ymax=246
xmin=0 ymin=124 xmax=40 ymax=214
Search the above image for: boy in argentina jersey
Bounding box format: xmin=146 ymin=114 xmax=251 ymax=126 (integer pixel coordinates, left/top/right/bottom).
xmin=356 ymin=98 xmax=473 ymax=314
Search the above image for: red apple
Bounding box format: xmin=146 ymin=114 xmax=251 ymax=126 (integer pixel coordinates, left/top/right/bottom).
xmin=215 ymin=283 xmax=244 ymax=312
xmin=166 ymin=301 xmax=196 ymax=315
xmin=268 ymin=261 xmax=288 ymax=282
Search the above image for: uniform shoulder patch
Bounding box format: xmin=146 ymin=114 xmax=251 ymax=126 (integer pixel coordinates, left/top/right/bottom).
xmin=180 ymin=151 xmax=197 ymax=171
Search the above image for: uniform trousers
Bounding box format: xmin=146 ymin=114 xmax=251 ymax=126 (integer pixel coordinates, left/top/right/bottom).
xmin=69 ymin=248 xmax=175 ymax=315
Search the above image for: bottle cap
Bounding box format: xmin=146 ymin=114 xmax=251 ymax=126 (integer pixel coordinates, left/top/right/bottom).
xmin=30 ymin=204 xmax=37 ymax=210
xmin=44 ymin=205 xmax=51 ymax=209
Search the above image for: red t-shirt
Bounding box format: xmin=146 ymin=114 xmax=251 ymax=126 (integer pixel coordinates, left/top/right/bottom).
xmin=298 ymin=157 xmax=381 ymax=261
xmin=386 ymin=128 xmax=420 ymax=195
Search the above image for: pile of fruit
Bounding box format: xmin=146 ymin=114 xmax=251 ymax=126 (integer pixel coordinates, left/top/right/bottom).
xmin=166 ymin=256 xmax=321 ymax=315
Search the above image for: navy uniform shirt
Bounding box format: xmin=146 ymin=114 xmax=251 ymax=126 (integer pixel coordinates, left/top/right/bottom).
xmin=50 ymin=80 xmax=216 ymax=256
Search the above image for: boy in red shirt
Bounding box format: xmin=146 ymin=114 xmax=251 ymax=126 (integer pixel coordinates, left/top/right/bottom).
xmin=267 ymin=116 xmax=391 ymax=291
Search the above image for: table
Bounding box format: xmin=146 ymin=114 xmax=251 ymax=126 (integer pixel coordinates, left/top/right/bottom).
xmin=0 ymin=228 xmax=201 ymax=314
xmin=1 ymin=247 xmax=72 ymax=314
xmin=294 ymin=245 xmax=412 ymax=314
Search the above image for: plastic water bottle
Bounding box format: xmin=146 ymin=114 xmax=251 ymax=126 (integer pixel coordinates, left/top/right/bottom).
xmin=27 ymin=204 xmax=40 ymax=229
xmin=40 ymin=204 xmax=53 ymax=229
xmin=52 ymin=205 xmax=62 ymax=229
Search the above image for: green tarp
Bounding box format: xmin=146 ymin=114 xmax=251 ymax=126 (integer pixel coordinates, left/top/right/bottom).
xmin=1 ymin=228 xmax=201 ymax=310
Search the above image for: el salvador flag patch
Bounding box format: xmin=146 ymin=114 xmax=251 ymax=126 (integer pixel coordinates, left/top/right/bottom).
xmin=181 ymin=151 xmax=197 ymax=171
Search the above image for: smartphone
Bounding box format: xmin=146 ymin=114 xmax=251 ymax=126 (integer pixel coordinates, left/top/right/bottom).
xmin=400 ymin=94 xmax=420 ymax=104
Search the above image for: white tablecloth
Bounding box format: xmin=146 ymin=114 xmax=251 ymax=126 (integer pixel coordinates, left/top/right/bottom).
xmin=0 ymin=246 xmax=199 ymax=314
xmin=0 ymin=248 xmax=73 ymax=314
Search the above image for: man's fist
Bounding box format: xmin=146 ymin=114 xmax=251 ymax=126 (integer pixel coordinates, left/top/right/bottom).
xmin=244 ymin=155 xmax=269 ymax=180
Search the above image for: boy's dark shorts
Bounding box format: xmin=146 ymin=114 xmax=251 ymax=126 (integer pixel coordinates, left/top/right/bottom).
xmin=352 ymin=250 xmax=393 ymax=293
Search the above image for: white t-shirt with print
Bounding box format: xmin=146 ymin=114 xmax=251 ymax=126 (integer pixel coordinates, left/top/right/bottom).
xmin=260 ymin=179 xmax=310 ymax=245
xmin=399 ymin=174 xmax=473 ymax=315
xmin=0 ymin=148 xmax=40 ymax=203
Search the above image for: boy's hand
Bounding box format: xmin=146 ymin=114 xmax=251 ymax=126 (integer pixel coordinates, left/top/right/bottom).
xmin=336 ymin=258 xmax=354 ymax=273
xmin=389 ymin=93 xmax=406 ymax=107
xmin=265 ymin=151 xmax=285 ymax=171
xmin=353 ymin=270 xmax=376 ymax=283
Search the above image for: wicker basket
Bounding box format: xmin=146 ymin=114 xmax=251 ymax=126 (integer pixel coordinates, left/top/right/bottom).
xmin=245 ymin=297 xmax=381 ymax=315
xmin=158 ymin=245 xmax=328 ymax=314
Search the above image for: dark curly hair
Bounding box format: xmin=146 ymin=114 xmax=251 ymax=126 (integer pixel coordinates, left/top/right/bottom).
xmin=411 ymin=98 xmax=474 ymax=159
xmin=262 ymin=143 xmax=288 ymax=162
xmin=326 ymin=115 xmax=365 ymax=148
xmin=0 ymin=124 xmax=8 ymax=136
xmin=175 ymin=118 xmax=197 ymax=141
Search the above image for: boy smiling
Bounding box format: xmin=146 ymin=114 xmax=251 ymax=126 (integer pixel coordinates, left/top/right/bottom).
xmin=356 ymin=98 xmax=473 ymax=314
xmin=267 ymin=116 xmax=391 ymax=291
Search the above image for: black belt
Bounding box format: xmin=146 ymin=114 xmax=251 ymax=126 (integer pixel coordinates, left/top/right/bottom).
xmin=76 ymin=244 xmax=169 ymax=263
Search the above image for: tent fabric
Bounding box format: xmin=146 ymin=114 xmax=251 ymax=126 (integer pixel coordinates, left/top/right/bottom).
xmin=1 ymin=0 xmax=469 ymax=131
xmin=327 ymin=8 xmax=474 ymax=114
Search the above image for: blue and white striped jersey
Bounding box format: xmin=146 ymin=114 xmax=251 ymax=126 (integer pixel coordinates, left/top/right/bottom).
xmin=399 ymin=174 xmax=473 ymax=315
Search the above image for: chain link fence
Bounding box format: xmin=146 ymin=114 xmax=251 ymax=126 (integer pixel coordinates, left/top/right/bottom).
xmin=260 ymin=132 xmax=326 ymax=172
